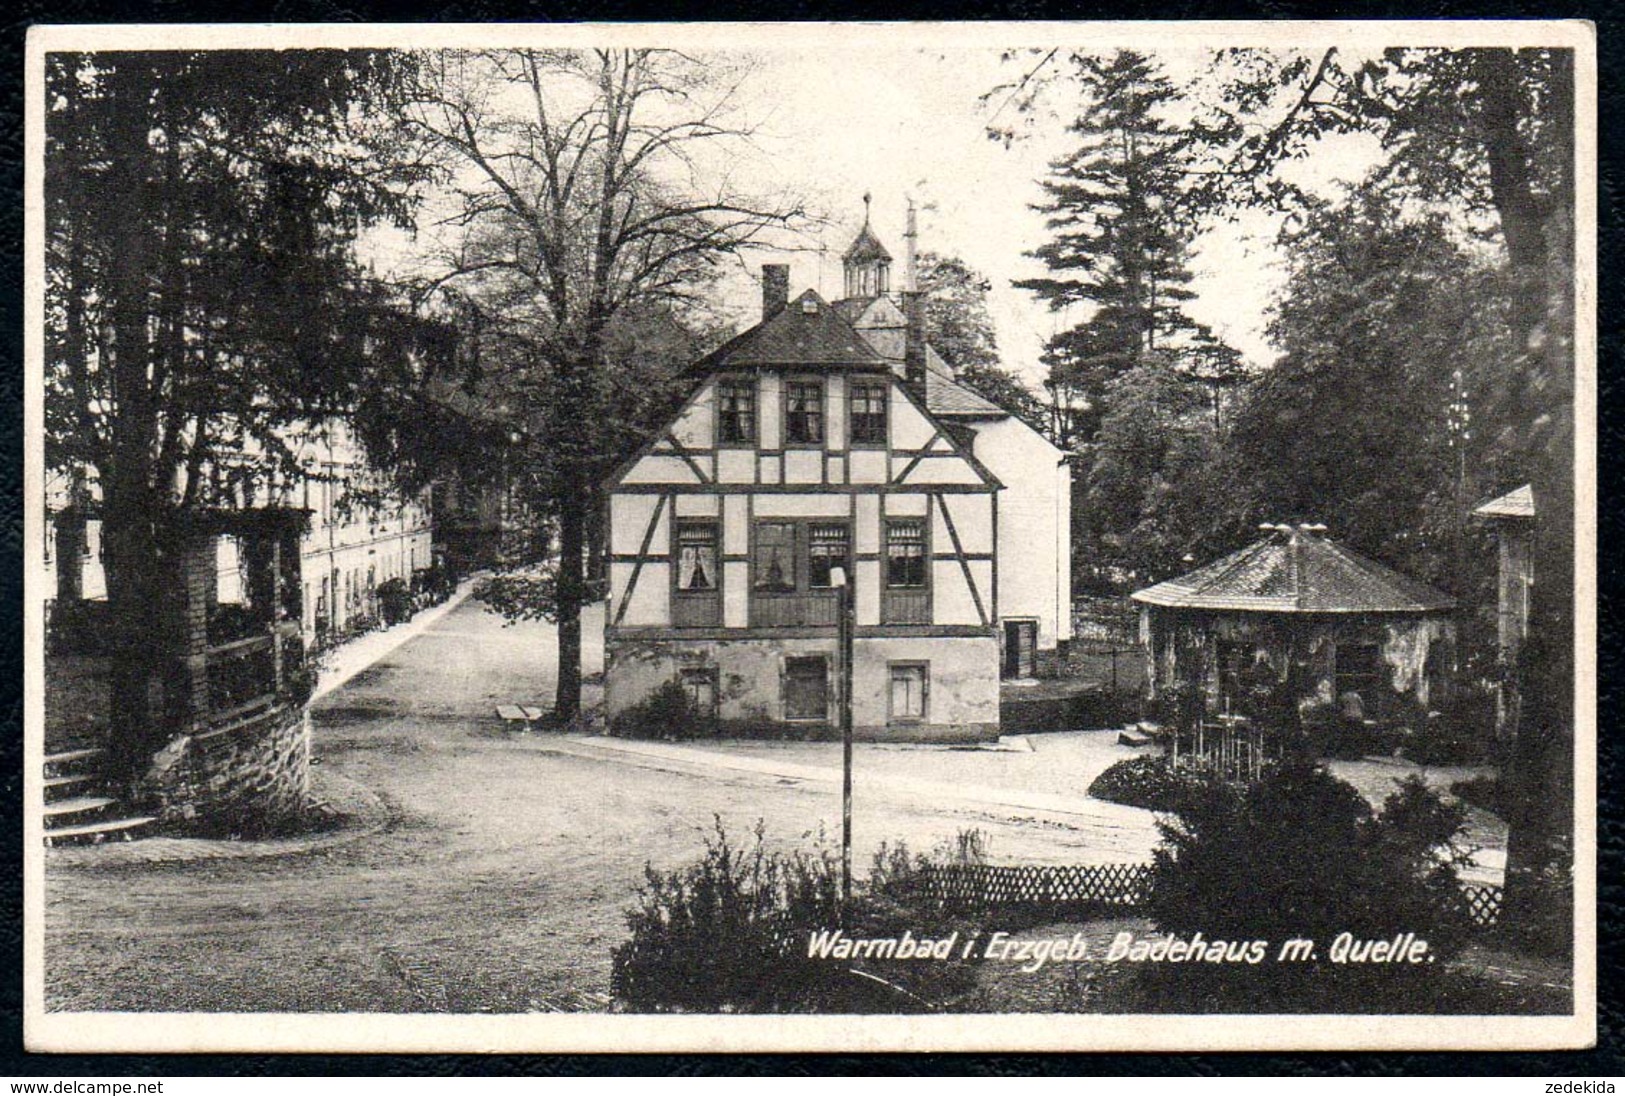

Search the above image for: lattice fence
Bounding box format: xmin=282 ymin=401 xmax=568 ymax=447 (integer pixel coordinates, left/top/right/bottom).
xmin=1456 ymin=883 xmax=1504 ymax=927
xmin=916 ymin=862 xmax=1153 ymax=913
xmin=916 ymin=863 xmax=1504 ymax=928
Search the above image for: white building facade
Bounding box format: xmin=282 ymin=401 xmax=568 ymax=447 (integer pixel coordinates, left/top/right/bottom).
xmin=602 ymin=209 xmax=1070 ymax=741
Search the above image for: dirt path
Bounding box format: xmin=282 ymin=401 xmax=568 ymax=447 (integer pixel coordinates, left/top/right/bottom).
xmin=44 ymin=598 xmax=1144 ymax=1013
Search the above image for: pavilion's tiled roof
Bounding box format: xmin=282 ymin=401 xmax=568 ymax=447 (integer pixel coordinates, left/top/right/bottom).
xmin=1132 ymin=527 xmax=1455 ymax=614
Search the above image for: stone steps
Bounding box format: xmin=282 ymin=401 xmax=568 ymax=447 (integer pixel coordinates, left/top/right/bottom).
xmin=41 ymin=747 xmax=155 ymax=847
xmin=44 ymin=815 xmax=157 ymax=846
xmin=44 ymin=747 xmax=104 ymax=775
xmin=43 ymin=794 xmax=116 ymax=818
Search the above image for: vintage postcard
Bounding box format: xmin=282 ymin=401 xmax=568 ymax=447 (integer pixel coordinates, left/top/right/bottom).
xmin=23 ymin=19 xmax=1596 ymax=1053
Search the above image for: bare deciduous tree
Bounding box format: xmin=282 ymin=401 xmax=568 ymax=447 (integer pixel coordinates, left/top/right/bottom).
xmin=400 ymin=48 xmax=808 ymax=720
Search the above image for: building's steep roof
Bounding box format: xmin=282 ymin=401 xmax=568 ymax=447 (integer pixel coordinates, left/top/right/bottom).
xmin=692 ymin=289 xmax=887 ymax=371
xmin=831 ymin=296 xmax=880 ymax=323
xmin=1474 ymin=484 xmax=1535 ymax=520
xmin=923 ymin=349 xmax=1007 ymax=419
xmin=843 ymin=223 xmax=892 ymax=264
xmin=1132 ymin=527 xmax=1454 ymax=614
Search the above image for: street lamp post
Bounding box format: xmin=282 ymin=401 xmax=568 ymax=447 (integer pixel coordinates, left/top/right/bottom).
xmin=831 ymin=564 xmax=855 ymax=921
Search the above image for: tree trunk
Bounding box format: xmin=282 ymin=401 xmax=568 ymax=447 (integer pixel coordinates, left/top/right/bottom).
xmin=585 ymin=491 xmax=605 ymax=585
xmin=101 ymin=60 xmax=168 ymax=788
xmin=1474 ymin=47 xmax=1576 ymax=954
xmin=553 ymin=488 xmax=585 ymax=723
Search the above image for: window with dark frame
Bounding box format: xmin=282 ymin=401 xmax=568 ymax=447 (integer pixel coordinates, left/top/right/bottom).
xmin=785 ymin=379 xmax=824 ymax=445
xmin=783 ymin=655 xmax=830 ymax=722
xmin=807 ymin=524 xmax=850 ymax=589
xmin=753 ymin=521 xmax=798 ymax=593
xmin=679 ymin=667 xmax=718 ymax=720
xmin=1334 ymin=643 xmax=1385 ymax=714
xmin=675 ymin=522 xmax=718 ymax=592
xmin=849 ymin=380 xmax=888 ymax=445
xmin=886 ymin=519 xmax=927 ymax=588
xmin=717 ymin=377 xmax=756 ymax=446
xmin=889 ymin=662 xmax=928 ymax=722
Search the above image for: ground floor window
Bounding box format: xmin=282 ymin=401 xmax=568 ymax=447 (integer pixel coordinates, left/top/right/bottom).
xmin=679 ymin=667 xmax=718 ymax=720
xmin=888 ymin=661 xmax=929 ymax=723
xmin=783 ymin=655 xmax=829 ymax=722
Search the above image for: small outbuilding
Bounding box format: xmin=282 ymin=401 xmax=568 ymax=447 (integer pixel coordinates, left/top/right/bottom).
xmin=1132 ymin=524 xmax=1457 ymax=728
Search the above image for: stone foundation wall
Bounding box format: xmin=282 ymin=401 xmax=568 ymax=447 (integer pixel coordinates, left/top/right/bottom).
xmin=141 ymin=702 xmax=311 ymax=833
xmin=606 ymin=634 xmax=1000 ymax=743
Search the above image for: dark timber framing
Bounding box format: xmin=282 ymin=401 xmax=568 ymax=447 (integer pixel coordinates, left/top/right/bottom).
xmin=934 ymin=490 xmax=989 ymax=627
xmin=613 ymin=493 xmax=669 ymax=627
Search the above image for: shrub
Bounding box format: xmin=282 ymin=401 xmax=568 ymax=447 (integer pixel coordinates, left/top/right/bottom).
xmin=1149 ymin=758 xmax=1473 ymax=955
xmin=613 ymin=679 xmax=712 ymax=740
xmin=1088 ymin=755 xmax=1211 ymax=813
xmin=613 ymin=821 xmax=986 ymax=1013
xmin=376 ymin=577 xmax=412 ymax=626
xmin=1449 ymin=773 xmax=1504 ymax=817
xmin=1301 ymin=701 xmax=1396 ymax=761
xmin=1403 ymin=707 xmax=1490 ymax=766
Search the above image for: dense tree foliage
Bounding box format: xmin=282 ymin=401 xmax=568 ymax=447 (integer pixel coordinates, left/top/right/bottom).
xmin=997 ymin=43 xmax=1577 ymax=946
xmin=915 ymin=251 xmax=1049 ymax=435
xmin=1230 ymin=199 xmax=1523 ymax=596
xmin=1014 ymin=50 xmax=1216 ymax=447
xmin=45 ymin=51 xmax=431 ymax=780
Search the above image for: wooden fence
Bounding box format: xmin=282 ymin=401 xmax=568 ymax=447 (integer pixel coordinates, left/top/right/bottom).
xmin=915 ymin=863 xmax=1505 ymax=928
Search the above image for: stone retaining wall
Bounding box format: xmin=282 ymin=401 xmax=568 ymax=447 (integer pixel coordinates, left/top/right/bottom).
xmin=141 ymin=702 xmax=311 ymax=834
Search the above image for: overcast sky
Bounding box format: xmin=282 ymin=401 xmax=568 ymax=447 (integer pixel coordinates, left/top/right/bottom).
xmin=685 ymin=45 xmax=1389 ymax=386
xmin=384 ymin=43 xmax=1387 ymax=387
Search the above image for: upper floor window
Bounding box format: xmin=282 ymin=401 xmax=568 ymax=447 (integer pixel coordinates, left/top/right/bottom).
xmin=883 ymin=518 xmax=930 ymax=624
xmin=885 ymin=519 xmax=927 ymax=588
xmin=675 ymin=522 xmax=718 ymax=592
xmin=673 ymin=520 xmax=721 ymax=628
xmin=717 ymin=377 xmax=756 ymax=446
xmin=849 ymin=380 xmax=888 ymax=446
xmin=753 ymin=521 xmax=798 ymax=594
xmin=807 ymin=524 xmax=851 ymax=589
xmin=785 ymin=379 xmax=824 ymax=446
xmin=751 ymin=519 xmax=850 ymax=627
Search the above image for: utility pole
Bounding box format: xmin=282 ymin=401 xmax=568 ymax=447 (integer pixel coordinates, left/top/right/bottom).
xmin=833 ymin=564 xmax=855 ymax=921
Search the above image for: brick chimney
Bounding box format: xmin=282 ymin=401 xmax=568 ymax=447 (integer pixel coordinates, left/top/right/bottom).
xmin=762 ymin=264 xmax=790 ymax=321
xmin=903 ymin=291 xmax=926 ymax=394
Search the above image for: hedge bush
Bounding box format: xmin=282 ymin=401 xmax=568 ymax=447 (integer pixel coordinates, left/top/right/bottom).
xmin=613 ymin=679 xmax=712 ymax=740
xmin=1087 ymin=755 xmax=1212 ymax=813
xmin=1149 ymin=759 xmax=1474 ymax=956
xmin=611 ymin=820 xmax=983 ymax=1012
xmin=1449 ymin=773 xmax=1504 ymax=817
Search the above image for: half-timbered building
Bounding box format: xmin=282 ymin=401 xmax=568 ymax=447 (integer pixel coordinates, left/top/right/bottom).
xmin=602 ymin=207 xmax=1068 ymax=741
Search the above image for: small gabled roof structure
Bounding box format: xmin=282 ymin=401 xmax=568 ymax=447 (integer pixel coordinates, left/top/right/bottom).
xmin=1132 ymin=525 xmax=1455 ymax=614
xmin=1474 ymin=484 xmax=1535 ymax=521
xmin=842 ymin=222 xmax=893 ymax=264
xmin=690 ymin=289 xmax=886 ymax=373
